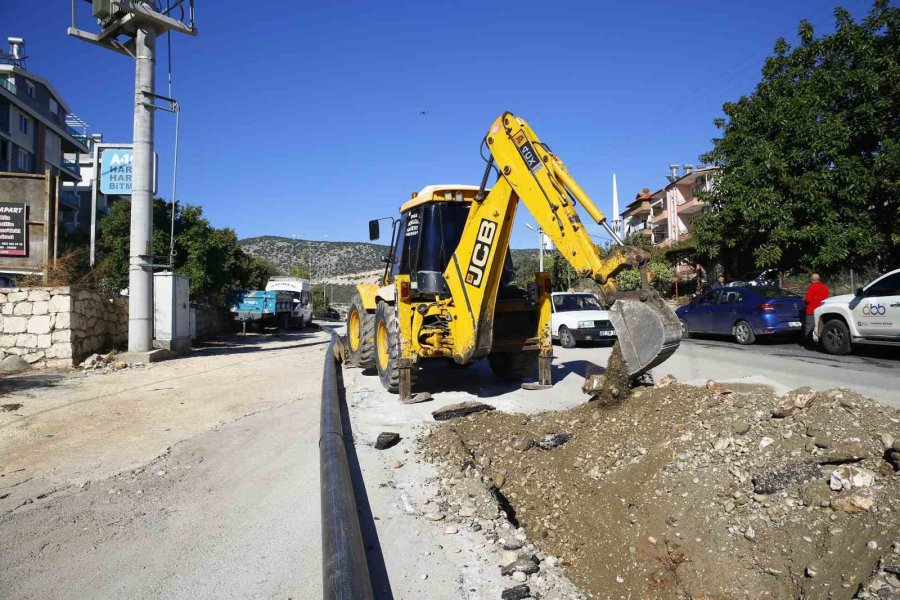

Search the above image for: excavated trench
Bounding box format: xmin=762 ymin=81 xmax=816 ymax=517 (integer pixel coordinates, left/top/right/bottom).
xmin=422 ymin=380 xmax=900 ymax=599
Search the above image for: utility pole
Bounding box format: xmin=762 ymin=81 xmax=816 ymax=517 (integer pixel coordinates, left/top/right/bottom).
xmin=129 ymin=25 xmax=155 ymax=353
xmin=68 ymin=1 xmax=196 ymax=361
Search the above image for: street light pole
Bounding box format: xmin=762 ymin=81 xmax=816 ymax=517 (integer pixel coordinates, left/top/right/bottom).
xmin=525 ymin=223 xmax=544 ymax=271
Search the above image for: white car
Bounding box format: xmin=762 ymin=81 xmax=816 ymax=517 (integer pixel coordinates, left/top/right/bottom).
xmin=813 ymin=268 xmax=900 ymax=355
xmin=550 ymin=292 xmax=616 ymax=348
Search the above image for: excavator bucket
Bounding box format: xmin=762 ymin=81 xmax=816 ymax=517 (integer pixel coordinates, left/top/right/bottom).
xmin=608 ymin=296 xmax=682 ymax=378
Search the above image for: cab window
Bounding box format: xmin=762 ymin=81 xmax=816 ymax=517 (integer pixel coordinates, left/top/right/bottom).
xmin=866 ymin=273 xmax=900 ymax=296
xmin=389 ymin=214 xmax=408 ymax=281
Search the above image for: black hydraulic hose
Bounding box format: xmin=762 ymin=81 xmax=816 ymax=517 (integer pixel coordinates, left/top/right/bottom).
xmin=320 ymin=334 xmax=374 ymax=600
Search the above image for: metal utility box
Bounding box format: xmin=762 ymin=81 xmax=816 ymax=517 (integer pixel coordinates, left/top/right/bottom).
xmin=154 ymin=272 xmax=191 ymax=353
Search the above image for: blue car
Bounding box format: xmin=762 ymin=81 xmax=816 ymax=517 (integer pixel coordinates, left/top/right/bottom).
xmin=675 ymin=287 xmax=804 ymax=345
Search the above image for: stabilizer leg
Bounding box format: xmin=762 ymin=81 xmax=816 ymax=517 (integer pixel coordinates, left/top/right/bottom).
xmin=398 ymin=365 xmax=412 ymax=403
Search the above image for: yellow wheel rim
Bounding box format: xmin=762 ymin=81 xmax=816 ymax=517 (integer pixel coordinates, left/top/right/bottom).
xmin=376 ymin=319 xmax=390 ymax=371
xmin=348 ymin=310 xmax=360 ymax=351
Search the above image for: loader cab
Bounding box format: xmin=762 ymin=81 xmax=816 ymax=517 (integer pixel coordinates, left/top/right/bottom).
xmin=371 ymin=185 xmax=513 ymax=298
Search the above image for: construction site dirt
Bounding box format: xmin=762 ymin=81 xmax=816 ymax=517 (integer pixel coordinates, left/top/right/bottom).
xmin=422 ymin=379 xmax=900 ymax=599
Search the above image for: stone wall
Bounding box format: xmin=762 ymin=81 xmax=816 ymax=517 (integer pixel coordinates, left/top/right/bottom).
xmin=0 ymin=287 xmax=128 ymax=369
xmin=193 ymin=304 xmax=233 ymax=341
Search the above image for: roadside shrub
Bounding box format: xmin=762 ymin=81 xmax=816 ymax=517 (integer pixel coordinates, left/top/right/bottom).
xmin=614 ymin=261 xmax=675 ymax=295
xmin=615 ymin=268 xmax=641 ymax=292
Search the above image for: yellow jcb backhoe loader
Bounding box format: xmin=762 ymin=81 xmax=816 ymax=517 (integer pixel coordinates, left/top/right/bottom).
xmin=346 ymin=112 xmax=681 ymax=400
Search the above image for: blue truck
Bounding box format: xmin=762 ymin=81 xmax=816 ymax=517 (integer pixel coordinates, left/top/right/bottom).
xmin=226 ymin=278 xmax=313 ymax=333
xmin=227 ymin=290 xmax=293 ymax=333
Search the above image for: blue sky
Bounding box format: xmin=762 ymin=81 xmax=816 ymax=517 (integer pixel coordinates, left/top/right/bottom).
xmin=1 ymin=0 xmax=878 ymax=248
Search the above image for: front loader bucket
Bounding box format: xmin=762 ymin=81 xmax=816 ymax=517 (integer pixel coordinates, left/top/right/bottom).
xmin=609 ymin=296 xmax=682 ymax=378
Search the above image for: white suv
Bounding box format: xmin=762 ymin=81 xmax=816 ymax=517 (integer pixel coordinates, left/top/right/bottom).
xmin=813 ymin=268 xmax=900 ymax=355
xmin=550 ymin=292 xmax=616 ymax=348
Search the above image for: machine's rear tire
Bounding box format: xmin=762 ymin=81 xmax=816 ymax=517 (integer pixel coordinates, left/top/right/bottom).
xmin=488 ymin=351 xmax=538 ymax=382
xmin=374 ymin=301 xmax=417 ymax=393
xmin=347 ymin=290 xmax=375 ymax=369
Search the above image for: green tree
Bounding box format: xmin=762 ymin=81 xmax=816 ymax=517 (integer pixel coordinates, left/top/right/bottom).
xmin=97 ymin=199 xmax=276 ymax=301
xmin=289 ymin=255 xmax=310 ymax=279
xmin=546 ymin=250 xmax=579 ymax=291
xmin=695 ymin=1 xmax=900 ymax=273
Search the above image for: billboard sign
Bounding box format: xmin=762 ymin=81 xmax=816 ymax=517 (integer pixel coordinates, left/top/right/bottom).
xmin=0 ymin=202 xmax=27 ymax=256
xmin=100 ymin=148 xmax=133 ymax=195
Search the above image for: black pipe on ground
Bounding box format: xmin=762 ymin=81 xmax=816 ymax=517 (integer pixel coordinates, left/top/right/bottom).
xmin=320 ymin=334 xmax=374 ymax=600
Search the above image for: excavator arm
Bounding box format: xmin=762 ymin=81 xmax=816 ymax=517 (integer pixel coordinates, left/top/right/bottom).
xmin=444 ymin=112 xmax=681 ymax=377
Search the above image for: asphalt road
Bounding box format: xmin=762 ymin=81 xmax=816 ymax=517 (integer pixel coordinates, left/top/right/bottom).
xmin=3 ymin=400 xmax=323 ymax=599
xmin=0 ymin=338 xmax=327 ymax=600
xmin=560 ymin=334 xmax=899 ymax=407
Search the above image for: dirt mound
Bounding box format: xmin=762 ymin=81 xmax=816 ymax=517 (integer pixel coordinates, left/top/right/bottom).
xmin=422 ymin=380 xmax=900 ymax=599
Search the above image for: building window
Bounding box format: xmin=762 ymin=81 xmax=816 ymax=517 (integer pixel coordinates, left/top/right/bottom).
xmin=49 ymin=98 xmax=58 ymax=116
xmin=0 ymin=74 xmax=14 ymax=93
xmin=26 ymin=80 xmax=35 ymax=98
xmin=18 ymin=114 xmax=28 ymax=134
xmin=17 ymin=148 xmax=32 ymax=171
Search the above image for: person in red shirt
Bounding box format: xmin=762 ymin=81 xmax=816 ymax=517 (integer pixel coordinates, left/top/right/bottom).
xmin=802 ymin=273 xmax=829 ymax=348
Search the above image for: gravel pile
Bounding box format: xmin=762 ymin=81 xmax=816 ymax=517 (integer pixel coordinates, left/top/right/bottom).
xmin=421 ymin=378 xmax=900 ymax=599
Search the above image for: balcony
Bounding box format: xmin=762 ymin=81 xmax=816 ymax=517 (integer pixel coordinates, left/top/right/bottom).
xmin=0 ymin=78 xmax=15 ymax=95
xmin=60 ymin=158 xmax=81 ymax=180
xmin=623 ymin=200 xmax=651 ymax=217
xmin=650 ymin=210 xmax=668 ymax=224
xmin=676 ymin=197 xmax=705 ymax=215
xmin=66 ymin=124 xmax=89 ymax=145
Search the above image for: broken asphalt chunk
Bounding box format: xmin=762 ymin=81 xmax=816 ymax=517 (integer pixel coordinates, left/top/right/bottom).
xmin=501 ymin=556 xmax=540 ymax=576
xmin=537 ymin=433 xmax=571 ymax=450
xmin=752 ymin=462 xmax=823 ymax=494
xmin=374 ymin=432 xmax=400 ymax=450
xmin=501 ymin=584 xmax=531 ymax=600
xmin=432 ymin=401 xmax=495 ymax=421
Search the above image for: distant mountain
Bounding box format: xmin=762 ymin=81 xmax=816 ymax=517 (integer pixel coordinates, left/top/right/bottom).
xmin=239 ymin=235 xmax=540 ymax=285
xmin=239 ymin=236 xmax=390 ymax=282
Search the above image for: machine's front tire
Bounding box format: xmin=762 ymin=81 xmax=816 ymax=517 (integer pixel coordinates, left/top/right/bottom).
xmin=374 ymin=301 xmax=419 ymax=393
xmin=347 ymin=290 xmax=375 ymax=369
xmin=488 ymin=351 xmax=538 ymax=382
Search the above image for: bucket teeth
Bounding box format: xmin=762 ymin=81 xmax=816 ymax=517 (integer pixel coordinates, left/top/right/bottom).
xmin=609 ymin=297 xmax=682 ymax=378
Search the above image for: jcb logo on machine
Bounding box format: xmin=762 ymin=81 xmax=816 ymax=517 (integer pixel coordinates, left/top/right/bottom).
xmin=513 ymin=130 xmax=543 ymax=173
xmin=465 ymin=219 xmax=497 ymax=288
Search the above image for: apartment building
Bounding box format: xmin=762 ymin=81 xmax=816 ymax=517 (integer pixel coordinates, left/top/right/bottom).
xmin=0 ymin=37 xmax=91 ymax=231
xmin=625 ymin=164 xmax=717 ymax=248
xmin=621 ymin=187 xmax=653 ymax=239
